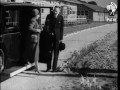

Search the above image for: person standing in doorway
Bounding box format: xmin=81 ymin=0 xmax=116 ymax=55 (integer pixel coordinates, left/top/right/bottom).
xmin=22 ymin=8 xmax=41 ymax=73
xmin=44 ymin=6 xmax=64 ymax=72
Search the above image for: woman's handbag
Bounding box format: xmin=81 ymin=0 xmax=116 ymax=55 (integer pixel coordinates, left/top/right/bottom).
xmin=59 ymin=41 xmax=65 ymax=51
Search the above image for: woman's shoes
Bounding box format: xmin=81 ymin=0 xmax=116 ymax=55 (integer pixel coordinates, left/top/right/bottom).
xmin=34 ymin=67 xmax=41 ymax=74
xmin=35 ymin=69 xmax=41 ymax=74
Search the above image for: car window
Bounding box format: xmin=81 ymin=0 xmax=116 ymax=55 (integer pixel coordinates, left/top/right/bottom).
xmin=4 ymin=9 xmax=20 ymax=32
xmin=0 ymin=9 xmax=1 ymax=22
xmin=0 ymin=8 xmax=2 ymax=31
xmin=0 ymin=9 xmax=1 ymax=21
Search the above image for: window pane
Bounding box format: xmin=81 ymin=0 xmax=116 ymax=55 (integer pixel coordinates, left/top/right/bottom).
xmin=81 ymin=11 xmax=84 ymax=15
xmin=0 ymin=9 xmax=2 ymax=30
xmin=0 ymin=8 xmax=2 ymax=23
xmin=5 ymin=9 xmax=19 ymax=31
xmin=85 ymin=11 xmax=88 ymax=15
xmin=77 ymin=11 xmax=80 ymax=15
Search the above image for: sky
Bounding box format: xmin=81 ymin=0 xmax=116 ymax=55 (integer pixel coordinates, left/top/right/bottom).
xmin=83 ymin=0 xmax=118 ymax=7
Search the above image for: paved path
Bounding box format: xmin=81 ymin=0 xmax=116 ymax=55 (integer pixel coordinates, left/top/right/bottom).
xmin=1 ymin=23 xmax=117 ymax=90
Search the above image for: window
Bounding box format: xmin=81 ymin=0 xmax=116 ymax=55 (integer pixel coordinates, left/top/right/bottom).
xmin=0 ymin=9 xmax=2 ymax=24
xmin=85 ymin=11 xmax=88 ymax=15
xmin=63 ymin=9 xmax=67 ymax=15
xmin=5 ymin=9 xmax=19 ymax=31
xmin=41 ymin=8 xmax=44 ymax=13
xmin=77 ymin=11 xmax=80 ymax=15
xmin=81 ymin=11 xmax=84 ymax=15
xmin=67 ymin=10 xmax=69 ymax=14
xmin=0 ymin=9 xmax=2 ymax=30
xmin=73 ymin=11 xmax=75 ymax=14
xmin=78 ymin=11 xmax=88 ymax=16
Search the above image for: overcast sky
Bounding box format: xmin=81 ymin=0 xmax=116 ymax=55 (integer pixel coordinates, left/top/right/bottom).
xmin=83 ymin=0 xmax=118 ymax=7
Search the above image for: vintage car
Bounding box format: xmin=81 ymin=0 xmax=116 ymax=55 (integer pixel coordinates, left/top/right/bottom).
xmin=0 ymin=2 xmax=52 ymax=73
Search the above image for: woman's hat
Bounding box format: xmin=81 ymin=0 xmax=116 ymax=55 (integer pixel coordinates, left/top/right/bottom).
xmin=32 ymin=9 xmax=39 ymax=16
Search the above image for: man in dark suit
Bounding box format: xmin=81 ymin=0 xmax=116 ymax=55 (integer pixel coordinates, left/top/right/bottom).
xmin=44 ymin=6 xmax=64 ymax=72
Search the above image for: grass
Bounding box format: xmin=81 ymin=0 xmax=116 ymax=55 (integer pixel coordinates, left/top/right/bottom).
xmin=78 ymin=75 xmax=102 ymax=90
xmin=58 ymin=31 xmax=117 ymax=90
xmin=71 ymin=75 xmax=117 ymax=90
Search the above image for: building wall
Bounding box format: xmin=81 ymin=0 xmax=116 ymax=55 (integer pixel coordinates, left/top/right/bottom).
xmin=93 ymin=12 xmax=99 ymax=21
xmin=93 ymin=12 xmax=105 ymax=21
xmin=41 ymin=8 xmax=51 ymax=25
xmin=100 ymin=13 xmax=105 ymax=21
xmin=93 ymin=11 xmax=118 ymax=22
xmin=99 ymin=12 xmax=105 ymax=21
xmin=61 ymin=2 xmax=77 ymax=23
xmin=77 ymin=4 xmax=93 ymax=21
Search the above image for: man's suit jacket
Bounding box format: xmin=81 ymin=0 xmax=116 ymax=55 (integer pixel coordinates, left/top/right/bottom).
xmin=45 ymin=12 xmax=64 ymax=41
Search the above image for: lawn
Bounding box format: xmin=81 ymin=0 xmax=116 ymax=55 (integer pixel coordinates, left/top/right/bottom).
xmin=60 ymin=31 xmax=117 ymax=71
xmin=58 ymin=31 xmax=118 ymax=90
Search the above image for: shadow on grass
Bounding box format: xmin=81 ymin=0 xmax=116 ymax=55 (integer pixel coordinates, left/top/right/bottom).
xmin=71 ymin=68 xmax=117 ymax=78
xmin=1 ymin=69 xmax=117 ymax=83
xmin=16 ymin=68 xmax=118 ymax=79
xmin=71 ymin=68 xmax=117 ymax=73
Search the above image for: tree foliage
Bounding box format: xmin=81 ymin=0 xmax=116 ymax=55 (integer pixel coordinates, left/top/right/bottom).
xmin=88 ymin=1 xmax=97 ymax=5
xmin=78 ymin=0 xmax=87 ymax=3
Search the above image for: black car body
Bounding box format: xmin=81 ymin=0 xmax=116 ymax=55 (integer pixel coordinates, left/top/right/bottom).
xmin=0 ymin=2 xmax=52 ymax=73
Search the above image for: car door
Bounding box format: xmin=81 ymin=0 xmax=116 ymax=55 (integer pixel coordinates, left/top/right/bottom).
xmin=3 ymin=7 xmax=21 ymax=65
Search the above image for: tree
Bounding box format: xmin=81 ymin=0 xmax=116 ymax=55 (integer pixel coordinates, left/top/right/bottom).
xmin=78 ymin=0 xmax=87 ymax=3
xmin=88 ymin=1 xmax=97 ymax=5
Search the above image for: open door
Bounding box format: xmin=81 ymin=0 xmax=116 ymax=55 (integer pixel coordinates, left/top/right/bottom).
xmin=3 ymin=7 xmax=21 ymax=68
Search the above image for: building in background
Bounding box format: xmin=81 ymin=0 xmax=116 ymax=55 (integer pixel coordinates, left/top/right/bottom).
xmin=1 ymin=0 xmax=117 ymax=25
xmin=77 ymin=2 xmax=117 ymax=22
xmin=77 ymin=3 xmax=107 ymax=22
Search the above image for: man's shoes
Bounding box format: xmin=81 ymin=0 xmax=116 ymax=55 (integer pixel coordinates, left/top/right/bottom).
xmin=45 ymin=69 xmax=53 ymax=72
xmin=51 ymin=69 xmax=58 ymax=72
xmin=45 ymin=68 xmax=58 ymax=72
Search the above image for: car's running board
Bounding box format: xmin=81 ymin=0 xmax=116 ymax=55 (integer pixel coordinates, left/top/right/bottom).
xmin=3 ymin=63 xmax=35 ymax=77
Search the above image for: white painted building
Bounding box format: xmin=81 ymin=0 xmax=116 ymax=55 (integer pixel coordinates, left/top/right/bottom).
xmin=78 ymin=3 xmax=117 ymax=22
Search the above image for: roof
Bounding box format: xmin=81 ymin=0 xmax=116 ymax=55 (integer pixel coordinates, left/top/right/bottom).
xmin=44 ymin=0 xmax=81 ymax=4
xmin=0 ymin=2 xmax=51 ymax=8
xmin=82 ymin=3 xmax=108 ymax=12
xmin=61 ymin=0 xmax=108 ymax=13
xmin=62 ymin=0 xmax=82 ymax=4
